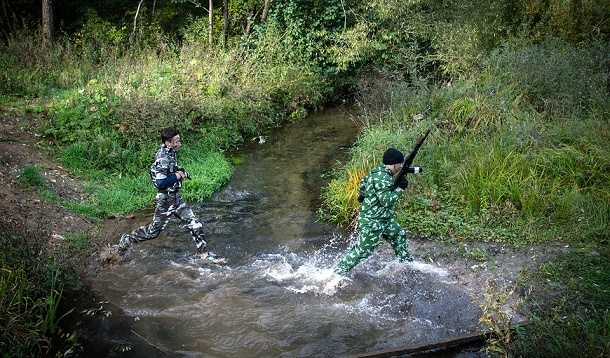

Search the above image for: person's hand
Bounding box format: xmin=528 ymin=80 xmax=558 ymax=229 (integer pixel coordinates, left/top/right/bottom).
xmin=176 ymin=171 xmax=186 ymax=180
xmin=398 ymin=177 xmax=408 ymax=190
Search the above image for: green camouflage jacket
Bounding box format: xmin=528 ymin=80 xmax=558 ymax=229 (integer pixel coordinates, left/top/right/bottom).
xmin=358 ymin=163 xmax=403 ymax=221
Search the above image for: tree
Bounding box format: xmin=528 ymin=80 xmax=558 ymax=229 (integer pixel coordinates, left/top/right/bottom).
xmin=261 ymin=0 xmax=271 ymax=21
xmin=222 ymin=0 xmax=228 ymax=47
xmin=42 ymin=0 xmax=54 ymax=48
xmin=208 ymin=0 xmax=213 ymax=45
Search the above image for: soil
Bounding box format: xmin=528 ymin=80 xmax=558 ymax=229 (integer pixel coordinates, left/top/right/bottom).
xmin=0 ymin=110 xmax=130 ymax=271
xmin=0 ymin=110 xmax=569 ymax=344
xmin=0 ymin=111 xmax=92 ymax=231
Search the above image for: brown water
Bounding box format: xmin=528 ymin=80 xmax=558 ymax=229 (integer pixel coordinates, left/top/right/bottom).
xmin=78 ymin=107 xmax=482 ymax=357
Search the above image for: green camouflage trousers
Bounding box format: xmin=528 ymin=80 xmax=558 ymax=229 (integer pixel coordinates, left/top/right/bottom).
xmin=127 ymin=191 xmax=207 ymax=253
xmin=334 ymin=217 xmax=412 ymax=275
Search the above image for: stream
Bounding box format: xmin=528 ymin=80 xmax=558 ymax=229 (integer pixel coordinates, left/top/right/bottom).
xmin=78 ymin=107 xmax=482 ymax=357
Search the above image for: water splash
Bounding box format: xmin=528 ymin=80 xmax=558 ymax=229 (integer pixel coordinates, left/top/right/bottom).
xmin=253 ymin=252 xmax=348 ymax=295
xmin=375 ymin=259 xmax=450 ymax=277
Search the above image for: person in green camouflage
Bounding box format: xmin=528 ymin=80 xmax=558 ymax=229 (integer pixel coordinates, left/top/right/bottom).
xmin=334 ymin=148 xmax=413 ymax=275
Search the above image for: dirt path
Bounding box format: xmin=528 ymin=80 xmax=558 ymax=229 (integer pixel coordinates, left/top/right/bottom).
xmin=0 ymin=111 xmax=92 ymax=229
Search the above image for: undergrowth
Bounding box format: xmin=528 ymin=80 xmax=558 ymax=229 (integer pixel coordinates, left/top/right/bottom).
xmin=0 ymin=218 xmax=79 ymax=356
xmin=320 ymin=37 xmax=610 ymax=246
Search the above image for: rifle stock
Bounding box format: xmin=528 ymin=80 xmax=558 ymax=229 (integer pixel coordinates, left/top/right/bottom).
xmin=392 ymin=129 xmax=431 ymax=190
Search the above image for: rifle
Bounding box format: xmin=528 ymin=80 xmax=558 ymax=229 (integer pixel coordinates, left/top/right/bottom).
xmin=392 ymin=129 xmax=431 ymax=190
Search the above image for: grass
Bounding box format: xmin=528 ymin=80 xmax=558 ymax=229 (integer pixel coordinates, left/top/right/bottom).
xmin=505 ymin=246 xmax=610 ymax=357
xmin=319 ymin=37 xmax=610 ymax=356
xmin=18 ymin=165 xmax=45 ymax=188
xmin=61 ymin=138 xmax=234 ymax=218
xmin=320 ymin=38 xmax=610 ymax=246
xmin=1 ymin=20 xmax=332 ymax=219
xmin=514 ymin=310 xmax=610 ymax=357
xmin=0 ymin=219 xmax=76 ymax=357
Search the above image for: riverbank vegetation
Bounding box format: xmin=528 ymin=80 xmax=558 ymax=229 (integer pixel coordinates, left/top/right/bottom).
xmin=318 ymin=3 xmax=610 ymax=357
xmin=0 ymin=218 xmax=81 ymax=356
xmin=1 ymin=0 xmax=609 ymax=355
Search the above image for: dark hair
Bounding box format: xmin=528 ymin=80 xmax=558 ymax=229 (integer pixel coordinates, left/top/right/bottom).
xmin=161 ymin=128 xmax=179 ymax=143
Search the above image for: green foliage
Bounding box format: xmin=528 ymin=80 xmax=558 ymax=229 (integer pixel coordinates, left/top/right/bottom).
xmin=179 ymin=141 xmax=234 ymax=202
xmin=477 ymin=282 xmax=526 ymax=356
xmin=538 ymin=247 xmax=610 ymax=310
xmin=496 ymin=37 xmax=610 ymax=116
xmin=512 ymin=309 xmax=610 ymax=357
xmin=321 ymin=38 xmax=610 ymax=245
xmin=64 ymin=140 xmax=233 ymax=218
xmin=59 ymin=136 xmax=152 ymax=178
xmin=74 ymin=174 xmax=155 ymax=217
xmin=0 ymin=220 xmax=74 ymax=357
xmin=265 ymin=0 xmax=348 ymax=71
xmin=1 ymin=13 xmax=333 ymax=216
xmin=73 ymin=10 xmax=128 ymax=63
xmin=507 ymin=247 xmax=610 ymax=356
xmin=18 ymin=165 xmax=45 ymax=188
xmin=516 ymin=0 xmax=610 ymax=43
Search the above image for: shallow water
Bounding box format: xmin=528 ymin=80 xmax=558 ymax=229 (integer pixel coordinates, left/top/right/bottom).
xmin=82 ymin=107 xmax=481 ymax=357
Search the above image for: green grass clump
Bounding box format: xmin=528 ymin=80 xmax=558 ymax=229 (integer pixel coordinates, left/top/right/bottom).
xmin=512 ymin=310 xmax=610 ymax=357
xmin=18 ymin=165 xmax=45 ymax=188
xmin=64 ymin=139 xmax=233 ymax=218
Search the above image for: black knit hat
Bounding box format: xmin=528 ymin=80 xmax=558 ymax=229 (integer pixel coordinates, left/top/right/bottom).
xmin=383 ymin=148 xmax=404 ymax=165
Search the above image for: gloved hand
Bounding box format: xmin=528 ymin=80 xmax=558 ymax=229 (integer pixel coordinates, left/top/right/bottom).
xmin=398 ymin=176 xmax=408 ymax=190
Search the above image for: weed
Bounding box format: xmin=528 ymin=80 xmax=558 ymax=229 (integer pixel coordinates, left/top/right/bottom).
xmin=18 ymin=165 xmax=45 ymax=188
xmin=477 ymin=281 xmax=528 ymax=357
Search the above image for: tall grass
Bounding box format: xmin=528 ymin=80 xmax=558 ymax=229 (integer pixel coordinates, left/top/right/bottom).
xmin=511 ymin=310 xmax=610 ymax=357
xmin=18 ymin=165 xmax=46 ymax=188
xmin=321 ymin=37 xmax=610 ymax=245
xmin=317 ymin=34 xmax=610 ymax=357
xmin=0 ymin=219 xmax=74 ymax=356
xmin=63 ymin=138 xmax=234 ymax=218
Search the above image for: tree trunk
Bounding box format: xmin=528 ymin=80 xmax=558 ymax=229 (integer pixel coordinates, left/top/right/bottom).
xmin=42 ymin=0 xmax=54 ymax=49
xmin=131 ymin=0 xmax=145 ymax=43
xmin=209 ymin=0 xmax=213 ymax=46
xmin=261 ymin=0 xmax=272 ymax=22
xmin=2 ymin=0 xmax=19 ymax=38
xmin=222 ymin=0 xmax=228 ymax=47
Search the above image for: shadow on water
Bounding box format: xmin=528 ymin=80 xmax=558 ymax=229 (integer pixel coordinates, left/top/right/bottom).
xmin=79 ymin=107 xmax=484 ymax=357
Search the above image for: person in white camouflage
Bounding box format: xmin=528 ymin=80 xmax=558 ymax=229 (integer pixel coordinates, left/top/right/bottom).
xmin=117 ymin=128 xmax=218 ymax=261
xmin=334 ymin=148 xmax=413 ymax=275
